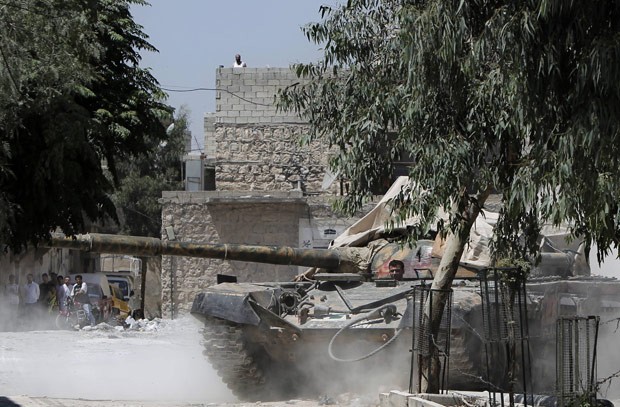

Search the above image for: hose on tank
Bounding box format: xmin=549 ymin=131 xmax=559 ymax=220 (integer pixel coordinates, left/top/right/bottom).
xmin=327 ymin=304 xmax=403 ymax=363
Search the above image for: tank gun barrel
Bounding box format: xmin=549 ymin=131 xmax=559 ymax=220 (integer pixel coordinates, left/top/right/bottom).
xmin=45 ymin=233 xmax=342 ymax=270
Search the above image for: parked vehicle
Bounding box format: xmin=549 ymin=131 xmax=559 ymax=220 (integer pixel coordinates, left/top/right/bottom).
xmin=106 ymin=274 xmax=134 ymax=301
xmin=101 ymin=254 xmax=142 ymax=317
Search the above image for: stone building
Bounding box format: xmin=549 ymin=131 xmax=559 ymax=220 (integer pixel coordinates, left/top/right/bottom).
xmin=160 ymin=68 xmax=372 ymax=317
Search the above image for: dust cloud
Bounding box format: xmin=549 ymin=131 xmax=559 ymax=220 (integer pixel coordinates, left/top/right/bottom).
xmin=595 ymin=316 xmax=620 ymax=401
xmin=0 ymin=315 xmax=236 ymax=403
xmin=257 ymin=329 xmax=412 ymax=402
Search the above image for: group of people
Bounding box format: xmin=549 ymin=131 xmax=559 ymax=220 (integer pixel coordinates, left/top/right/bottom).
xmin=2 ymin=272 xmax=96 ymax=330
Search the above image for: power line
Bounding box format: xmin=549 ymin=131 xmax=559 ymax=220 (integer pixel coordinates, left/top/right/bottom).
xmin=161 ymin=87 xmax=273 ymax=106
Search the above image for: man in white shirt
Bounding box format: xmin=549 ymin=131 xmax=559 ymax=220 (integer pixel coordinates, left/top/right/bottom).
xmin=233 ymin=54 xmax=247 ymax=68
xmin=71 ymin=275 xmax=96 ymax=327
xmin=56 ymin=275 xmax=68 ymax=312
xmin=22 ymin=273 xmax=40 ymax=306
xmin=21 ymin=273 xmax=40 ymax=327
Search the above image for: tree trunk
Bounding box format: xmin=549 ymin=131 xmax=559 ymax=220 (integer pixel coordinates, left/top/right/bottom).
xmin=419 ymin=188 xmax=490 ymax=393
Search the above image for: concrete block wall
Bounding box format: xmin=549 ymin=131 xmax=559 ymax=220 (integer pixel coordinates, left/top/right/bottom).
xmin=215 ymin=67 xmax=305 ymax=124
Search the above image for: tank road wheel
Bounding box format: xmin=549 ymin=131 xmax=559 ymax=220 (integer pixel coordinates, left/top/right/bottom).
xmin=201 ymin=316 xmax=283 ymax=401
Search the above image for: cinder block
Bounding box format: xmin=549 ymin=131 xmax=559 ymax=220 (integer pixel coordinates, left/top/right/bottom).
xmin=255 ymin=91 xmax=275 ymax=99
xmin=380 ymin=391 xmax=412 ymax=407
xmin=408 ymin=397 xmax=448 ymax=407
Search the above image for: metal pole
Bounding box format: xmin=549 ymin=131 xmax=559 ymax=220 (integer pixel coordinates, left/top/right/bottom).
xmin=140 ymin=256 xmax=147 ymax=319
xmin=170 ymin=256 xmax=175 ymax=320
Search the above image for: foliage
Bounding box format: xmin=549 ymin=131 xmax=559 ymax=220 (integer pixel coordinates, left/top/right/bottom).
xmin=0 ymin=0 xmax=172 ymax=250
xmin=280 ymin=0 xmax=406 ymax=214
xmin=113 ymin=107 xmax=188 ymax=237
xmin=279 ymin=0 xmax=620 ymax=263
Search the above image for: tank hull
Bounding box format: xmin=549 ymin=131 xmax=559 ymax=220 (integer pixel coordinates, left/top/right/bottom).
xmin=191 ymin=276 xmax=620 ymax=401
xmin=191 ymin=279 xmax=488 ymax=400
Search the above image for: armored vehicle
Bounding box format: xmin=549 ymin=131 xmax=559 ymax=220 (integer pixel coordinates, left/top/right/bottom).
xmin=46 ymin=230 xmax=620 ymax=401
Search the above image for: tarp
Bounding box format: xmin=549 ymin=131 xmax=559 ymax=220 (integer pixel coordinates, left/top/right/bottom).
xmin=329 ymin=177 xmax=588 ymax=274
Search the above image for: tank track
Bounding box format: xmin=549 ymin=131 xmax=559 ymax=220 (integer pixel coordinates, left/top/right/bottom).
xmin=201 ymin=316 xmax=269 ymax=400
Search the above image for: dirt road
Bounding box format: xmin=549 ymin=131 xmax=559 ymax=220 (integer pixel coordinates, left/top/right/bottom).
xmin=0 ymin=317 xmax=379 ymax=407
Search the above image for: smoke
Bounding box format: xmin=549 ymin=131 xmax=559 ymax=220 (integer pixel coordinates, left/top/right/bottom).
xmin=293 ymin=331 xmax=412 ymax=399
xmin=596 ymin=316 xmax=620 ymax=401
xmin=199 ymin=323 xmax=412 ymax=403
xmin=0 ymin=315 xmax=236 ymax=403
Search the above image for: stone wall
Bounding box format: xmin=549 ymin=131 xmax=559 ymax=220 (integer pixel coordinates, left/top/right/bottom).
xmin=160 ymin=191 xmax=308 ymax=317
xmin=214 ymin=124 xmax=333 ymax=193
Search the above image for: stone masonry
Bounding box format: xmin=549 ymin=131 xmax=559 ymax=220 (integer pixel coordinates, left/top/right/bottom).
xmin=215 ymin=125 xmax=332 ymax=193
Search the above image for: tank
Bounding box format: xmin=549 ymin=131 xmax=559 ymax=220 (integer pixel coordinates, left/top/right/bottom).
xmin=45 ymin=232 xmax=620 ymax=401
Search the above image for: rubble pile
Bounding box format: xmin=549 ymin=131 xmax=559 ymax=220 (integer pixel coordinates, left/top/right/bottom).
xmin=80 ymin=317 xmax=167 ymax=332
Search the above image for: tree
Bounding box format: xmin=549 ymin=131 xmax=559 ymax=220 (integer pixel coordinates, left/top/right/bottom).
xmin=113 ymin=107 xmax=188 ymax=237
xmin=279 ymin=0 xmax=620 ymax=392
xmin=0 ymin=0 xmax=171 ymax=250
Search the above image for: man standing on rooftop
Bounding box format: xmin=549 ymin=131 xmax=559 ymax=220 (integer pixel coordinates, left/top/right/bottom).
xmin=233 ymin=53 xmax=247 ymax=68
